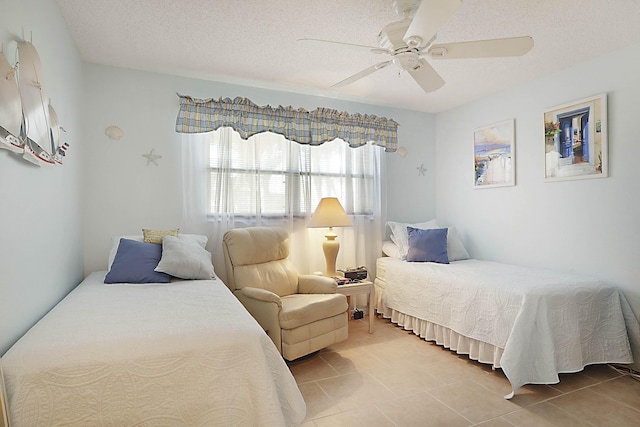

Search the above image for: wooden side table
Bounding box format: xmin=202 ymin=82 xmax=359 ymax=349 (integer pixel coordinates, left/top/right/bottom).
xmin=336 ymin=280 xmax=374 ymax=333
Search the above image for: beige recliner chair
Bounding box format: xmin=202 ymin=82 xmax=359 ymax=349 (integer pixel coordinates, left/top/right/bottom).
xmin=223 ymin=227 xmax=348 ymax=360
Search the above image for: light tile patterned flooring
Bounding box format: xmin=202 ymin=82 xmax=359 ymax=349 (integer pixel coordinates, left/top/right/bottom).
xmin=288 ymin=315 xmax=640 ymax=426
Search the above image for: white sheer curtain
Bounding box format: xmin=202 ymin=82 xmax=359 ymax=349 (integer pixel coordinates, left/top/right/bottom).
xmin=181 ymin=128 xmax=385 ymax=285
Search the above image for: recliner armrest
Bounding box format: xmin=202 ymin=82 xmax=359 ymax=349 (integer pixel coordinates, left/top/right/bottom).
xmin=239 ymin=287 xmax=283 ymax=307
xmin=298 ymin=275 xmax=337 ymax=294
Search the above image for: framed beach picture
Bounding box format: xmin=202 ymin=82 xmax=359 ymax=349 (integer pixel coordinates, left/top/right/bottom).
xmin=473 ymin=119 xmax=515 ymax=188
xmin=543 ymin=93 xmax=607 ymax=182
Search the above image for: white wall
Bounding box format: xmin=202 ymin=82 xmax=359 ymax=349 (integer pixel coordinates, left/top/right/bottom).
xmin=81 ymin=64 xmax=436 ymax=274
xmin=436 ymin=42 xmax=640 ymax=320
xmin=0 ymin=0 xmax=85 ymax=355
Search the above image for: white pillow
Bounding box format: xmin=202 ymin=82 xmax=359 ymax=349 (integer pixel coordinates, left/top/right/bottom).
xmin=445 ymin=227 xmax=470 ymax=261
xmin=386 ymin=220 xmax=470 ymax=261
xmin=382 ymin=240 xmax=401 ymax=258
xmin=155 ymin=235 xmax=215 ymax=280
xmin=108 ymin=234 xmax=208 ymax=270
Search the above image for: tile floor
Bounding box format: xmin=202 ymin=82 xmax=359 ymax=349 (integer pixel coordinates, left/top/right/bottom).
xmin=287 ymin=315 xmax=640 ymax=426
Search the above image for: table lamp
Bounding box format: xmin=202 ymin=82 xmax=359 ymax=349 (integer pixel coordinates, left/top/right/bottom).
xmin=308 ymin=197 xmax=353 ymax=277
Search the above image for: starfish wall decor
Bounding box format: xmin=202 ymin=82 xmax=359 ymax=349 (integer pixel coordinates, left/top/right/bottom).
xmin=142 ymin=149 xmax=162 ymax=166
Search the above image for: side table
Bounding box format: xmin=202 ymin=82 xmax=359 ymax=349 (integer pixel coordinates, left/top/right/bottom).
xmin=335 ymin=280 xmax=374 ymax=333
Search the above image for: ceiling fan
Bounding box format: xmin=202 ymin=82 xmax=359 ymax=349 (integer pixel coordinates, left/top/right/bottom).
xmin=299 ymin=0 xmax=534 ymax=93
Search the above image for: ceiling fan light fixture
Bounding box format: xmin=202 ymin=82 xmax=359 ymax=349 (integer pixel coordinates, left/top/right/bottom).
xmin=393 ymin=51 xmax=420 ymax=71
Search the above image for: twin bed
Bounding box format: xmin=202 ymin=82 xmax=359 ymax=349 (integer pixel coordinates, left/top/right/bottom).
xmin=1 ymin=234 xmax=306 ymax=426
xmin=376 ymin=221 xmax=640 ymax=397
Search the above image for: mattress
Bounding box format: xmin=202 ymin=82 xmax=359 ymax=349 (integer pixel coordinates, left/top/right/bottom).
xmin=375 ymin=257 xmax=640 ymax=397
xmin=2 ymin=272 xmax=305 ymax=426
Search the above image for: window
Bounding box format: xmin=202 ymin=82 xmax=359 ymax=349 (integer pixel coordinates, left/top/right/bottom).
xmin=207 ymin=128 xmax=379 ymax=218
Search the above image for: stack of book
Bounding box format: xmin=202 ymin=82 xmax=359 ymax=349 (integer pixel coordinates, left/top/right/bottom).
xmin=333 ymin=276 xmax=358 ymax=286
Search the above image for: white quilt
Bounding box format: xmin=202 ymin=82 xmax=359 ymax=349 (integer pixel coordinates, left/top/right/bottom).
xmin=383 ymin=258 xmax=640 ymax=395
xmin=2 ymin=272 xmax=305 ymax=426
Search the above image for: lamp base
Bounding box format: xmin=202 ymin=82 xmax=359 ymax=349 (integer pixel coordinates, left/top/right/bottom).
xmin=323 ymin=228 xmax=340 ymax=277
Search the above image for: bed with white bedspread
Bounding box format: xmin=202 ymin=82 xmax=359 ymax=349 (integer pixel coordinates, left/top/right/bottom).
xmin=2 ymin=272 xmax=306 ymax=426
xmin=375 ymin=256 xmax=640 ymax=397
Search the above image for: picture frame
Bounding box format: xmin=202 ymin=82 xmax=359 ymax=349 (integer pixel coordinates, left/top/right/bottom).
xmin=543 ymin=93 xmax=607 ymax=182
xmin=473 ymin=119 xmax=515 ymax=188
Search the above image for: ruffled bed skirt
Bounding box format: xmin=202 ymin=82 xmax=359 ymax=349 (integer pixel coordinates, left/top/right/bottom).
xmin=374 ymin=279 xmax=504 ymax=369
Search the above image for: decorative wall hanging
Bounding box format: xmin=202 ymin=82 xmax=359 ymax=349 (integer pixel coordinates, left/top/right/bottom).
xmin=175 ymin=95 xmax=399 ymax=152
xmin=105 ymin=126 xmax=124 ymax=140
xmin=142 ymin=149 xmax=162 ymax=166
xmin=0 ymin=45 xmax=22 ymax=153
xmin=473 ymin=119 xmax=515 ymax=188
xmin=543 ymin=93 xmax=607 ymax=182
xmin=417 ymin=164 xmax=426 ymax=175
xmin=0 ymin=37 xmax=69 ymax=166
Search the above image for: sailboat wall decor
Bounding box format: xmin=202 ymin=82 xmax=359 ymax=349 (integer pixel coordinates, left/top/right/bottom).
xmin=0 ymin=37 xmax=69 ymax=166
xmin=0 ymin=46 xmax=23 ymax=153
xmin=49 ymin=103 xmax=68 ymax=164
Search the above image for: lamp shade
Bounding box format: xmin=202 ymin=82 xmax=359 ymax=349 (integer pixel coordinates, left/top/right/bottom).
xmin=308 ymin=198 xmax=353 ymax=228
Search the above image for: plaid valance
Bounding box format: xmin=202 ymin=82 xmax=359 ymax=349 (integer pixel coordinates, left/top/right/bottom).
xmin=175 ymin=95 xmax=398 ymax=152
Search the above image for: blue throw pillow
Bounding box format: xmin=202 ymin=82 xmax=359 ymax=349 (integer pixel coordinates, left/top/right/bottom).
xmin=406 ymin=226 xmax=450 ymax=264
xmin=104 ymin=238 xmax=171 ymax=284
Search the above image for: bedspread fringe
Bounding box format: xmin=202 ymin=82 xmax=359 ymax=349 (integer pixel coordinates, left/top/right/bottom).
xmin=376 ymin=304 xmax=504 ymax=369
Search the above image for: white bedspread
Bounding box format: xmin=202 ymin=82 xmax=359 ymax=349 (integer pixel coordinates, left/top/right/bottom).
xmin=2 ymin=272 xmax=305 ymax=426
xmin=383 ymin=258 xmax=640 ymax=395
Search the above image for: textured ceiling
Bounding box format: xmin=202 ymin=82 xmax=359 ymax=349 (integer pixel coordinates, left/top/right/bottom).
xmin=55 ymin=0 xmax=640 ymax=113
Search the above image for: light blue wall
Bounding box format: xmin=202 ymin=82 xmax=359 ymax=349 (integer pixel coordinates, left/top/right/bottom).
xmin=386 ymin=112 xmax=437 ymax=225
xmin=80 ymin=64 xmax=437 ymax=274
xmin=0 ymin=0 xmax=436 ymax=355
xmin=435 ymin=42 xmax=640 ymax=319
xmin=11 ymin=0 xmax=637 ymax=364
xmin=0 ymin=0 xmax=85 ymax=355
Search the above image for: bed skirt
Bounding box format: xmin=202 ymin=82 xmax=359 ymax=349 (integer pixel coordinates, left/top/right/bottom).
xmin=374 ymin=278 xmax=504 ymax=369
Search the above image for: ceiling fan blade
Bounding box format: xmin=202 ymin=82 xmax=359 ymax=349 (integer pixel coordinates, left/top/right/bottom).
xmin=331 ymin=61 xmax=392 ymax=88
xmin=297 ymin=38 xmax=388 ymax=54
xmin=404 ymin=0 xmax=462 ymax=48
xmin=407 ymin=58 xmax=445 ymax=93
xmin=427 ymin=36 xmax=534 ymax=59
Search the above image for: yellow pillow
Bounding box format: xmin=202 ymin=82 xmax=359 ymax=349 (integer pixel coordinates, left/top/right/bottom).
xmin=142 ymin=228 xmax=179 ymax=244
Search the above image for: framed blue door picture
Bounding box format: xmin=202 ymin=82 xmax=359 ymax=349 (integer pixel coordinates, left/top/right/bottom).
xmin=543 ymin=93 xmax=607 ymax=182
